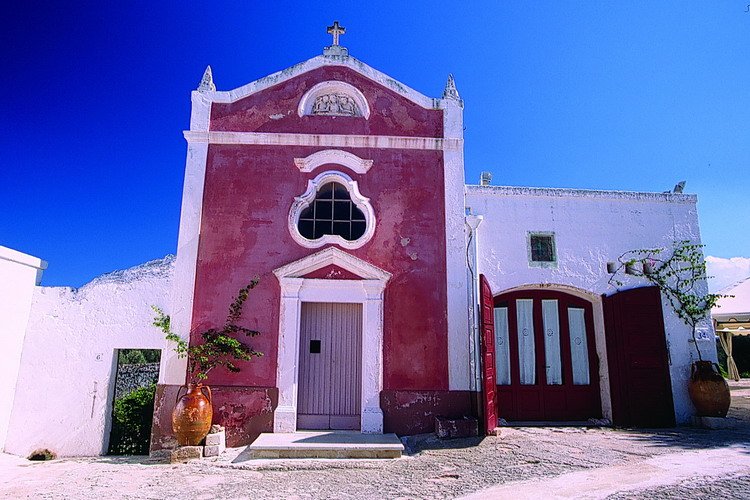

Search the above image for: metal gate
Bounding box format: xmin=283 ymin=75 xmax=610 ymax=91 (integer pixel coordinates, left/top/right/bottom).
xmin=297 ymin=302 xmax=362 ymax=430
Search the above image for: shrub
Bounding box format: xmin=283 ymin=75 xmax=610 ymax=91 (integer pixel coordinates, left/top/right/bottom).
xmin=27 ymin=448 xmax=56 ymax=461
xmin=108 ymin=384 xmax=156 ymax=455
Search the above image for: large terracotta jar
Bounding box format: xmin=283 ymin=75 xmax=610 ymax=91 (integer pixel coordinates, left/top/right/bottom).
xmin=172 ymin=383 xmax=213 ymax=446
xmin=688 ymin=361 xmax=730 ymax=418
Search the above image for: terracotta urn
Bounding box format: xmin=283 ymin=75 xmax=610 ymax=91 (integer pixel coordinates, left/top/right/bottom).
xmin=172 ymin=383 xmax=213 ymax=446
xmin=688 ymin=361 xmax=730 ymax=418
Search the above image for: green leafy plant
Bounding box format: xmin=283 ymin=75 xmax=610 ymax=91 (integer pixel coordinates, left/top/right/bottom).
xmin=608 ymin=240 xmax=731 ymax=361
xmin=152 ymin=279 xmax=263 ymax=382
xmin=108 ymin=384 xmax=156 ymax=455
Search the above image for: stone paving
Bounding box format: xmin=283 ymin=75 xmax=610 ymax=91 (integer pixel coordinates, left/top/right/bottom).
xmin=1 ymin=380 xmax=748 ymax=499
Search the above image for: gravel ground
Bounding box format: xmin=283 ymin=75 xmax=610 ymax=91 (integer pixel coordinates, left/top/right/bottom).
xmin=2 ymin=381 xmax=749 ymax=499
xmin=609 ymin=474 xmax=750 ymax=500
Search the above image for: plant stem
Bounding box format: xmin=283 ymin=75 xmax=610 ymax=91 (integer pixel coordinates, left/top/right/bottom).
xmin=691 ymin=323 xmax=703 ymax=362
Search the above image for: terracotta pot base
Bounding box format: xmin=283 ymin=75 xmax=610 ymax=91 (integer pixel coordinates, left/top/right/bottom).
xmin=688 ymin=361 xmax=730 ymax=418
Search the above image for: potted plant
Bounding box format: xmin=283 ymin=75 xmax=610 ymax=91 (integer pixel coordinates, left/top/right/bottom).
xmin=609 ymin=240 xmax=732 ymax=417
xmin=152 ymin=279 xmax=263 ymax=446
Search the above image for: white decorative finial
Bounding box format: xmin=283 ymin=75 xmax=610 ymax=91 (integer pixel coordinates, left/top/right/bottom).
xmin=443 ymin=73 xmax=461 ymax=101
xmin=198 ymin=65 xmax=216 ymax=92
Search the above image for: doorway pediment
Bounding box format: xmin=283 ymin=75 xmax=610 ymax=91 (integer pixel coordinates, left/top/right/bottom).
xmin=273 ymin=247 xmax=391 ymax=282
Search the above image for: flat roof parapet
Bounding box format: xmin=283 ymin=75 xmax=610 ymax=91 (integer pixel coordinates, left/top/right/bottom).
xmin=466 ymin=184 xmax=698 ymax=204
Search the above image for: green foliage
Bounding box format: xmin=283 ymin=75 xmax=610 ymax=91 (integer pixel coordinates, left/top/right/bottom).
xmin=609 ymin=240 xmax=732 ymax=361
xmin=108 ymin=384 xmax=156 ymax=455
xmin=151 ymin=278 xmax=263 ymax=383
xmin=119 ymin=349 xmax=146 ymax=365
xmin=118 ymin=349 xmax=161 ymax=365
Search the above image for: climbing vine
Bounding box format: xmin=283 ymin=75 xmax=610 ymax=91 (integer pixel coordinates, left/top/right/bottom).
xmin=152 ymin=278 xmax=263 ymax=383
xmin=608 ymin=240 xmax=730 ymax=362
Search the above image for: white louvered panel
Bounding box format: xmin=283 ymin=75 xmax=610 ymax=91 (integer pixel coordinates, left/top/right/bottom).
xmin=542 ymin=299 xmax=562 ymax=385
xmin=494 ymin=307 xmax=511 ymax=385
xmin=516 ymin=299 xmax=536 ymax=385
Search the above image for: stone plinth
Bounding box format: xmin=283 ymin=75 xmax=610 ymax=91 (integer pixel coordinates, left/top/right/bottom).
xmin=170 ymin=446 xmax=203 ymax=463
xmin=434 ymin=416 xmax=479 ymax=439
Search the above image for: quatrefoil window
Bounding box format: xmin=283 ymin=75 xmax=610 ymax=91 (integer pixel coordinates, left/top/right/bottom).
xmin=288 ymin=170 xmax=375 ymax=249
xmin=298 ymin=182 xmax=367 ymax=241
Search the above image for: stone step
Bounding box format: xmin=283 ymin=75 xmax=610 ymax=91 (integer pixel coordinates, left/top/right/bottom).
xmin=247 ymin=431 xmax=404 ymax=459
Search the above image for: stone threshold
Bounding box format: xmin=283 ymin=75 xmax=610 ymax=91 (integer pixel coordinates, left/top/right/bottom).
xmin=247 ymin=431 xmax=404 ymax=459
xmin=501 ymin=419 xmax=611 ymax=428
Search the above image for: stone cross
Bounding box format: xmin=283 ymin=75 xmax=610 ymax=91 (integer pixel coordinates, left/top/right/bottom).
xmin=327 ymin=21 xmax=345 ymax=46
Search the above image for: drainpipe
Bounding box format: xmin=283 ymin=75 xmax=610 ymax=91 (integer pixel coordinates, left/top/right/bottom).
xmin=465 ymin=211 xmax=483 ymax=395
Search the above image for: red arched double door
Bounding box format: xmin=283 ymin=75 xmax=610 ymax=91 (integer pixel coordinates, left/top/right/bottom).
xmin=494 ymin=289 xmax=601 ymax=422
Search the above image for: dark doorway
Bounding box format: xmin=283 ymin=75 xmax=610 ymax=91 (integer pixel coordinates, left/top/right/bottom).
xmin=107 ymin=349 xmax=161 ymax=455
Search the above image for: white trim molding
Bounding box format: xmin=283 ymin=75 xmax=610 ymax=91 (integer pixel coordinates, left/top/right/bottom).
xmin=297 ymin=80 xmax=371 ymax=119
xmin=273 ymin=247 xmax=391 ymax=433
xmin=183 ymin=131 xmax=462 ymax=151
xmin=294 ymin=149 xmax=373 ymax=174
xmin=288 ymin=170 xmax=376 ymax=250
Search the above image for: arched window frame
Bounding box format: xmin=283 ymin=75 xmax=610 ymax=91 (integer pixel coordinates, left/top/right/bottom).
xmin=288 ymin=170 xmax=376 ymax=249
xmin=297 ymin=81 xmax=371 ymax=119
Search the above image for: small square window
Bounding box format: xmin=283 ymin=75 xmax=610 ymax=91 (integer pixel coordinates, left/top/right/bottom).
xmin=528 ymin=232 xmax=556 ymax=267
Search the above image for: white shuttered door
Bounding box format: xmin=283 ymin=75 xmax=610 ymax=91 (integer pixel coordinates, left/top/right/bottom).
xmin=298 ymin=302 xmax=363 ymax=430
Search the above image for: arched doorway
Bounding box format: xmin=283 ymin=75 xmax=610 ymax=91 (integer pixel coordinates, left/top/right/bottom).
xmin=493 ymin=289 xmax=602 ymax=421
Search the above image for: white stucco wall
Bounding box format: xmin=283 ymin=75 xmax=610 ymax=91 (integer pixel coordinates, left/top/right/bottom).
xmin=0 ymin=246 xmax=47 ymax=451
xmin=4 ymin=256 xmax=174 ymax=457
xmin=467 ymin=185 xmax=715 ymax=424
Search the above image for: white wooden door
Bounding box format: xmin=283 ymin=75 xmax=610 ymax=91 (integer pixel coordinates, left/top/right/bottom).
xmin=297 ymin=302 xmax=362 ymax=430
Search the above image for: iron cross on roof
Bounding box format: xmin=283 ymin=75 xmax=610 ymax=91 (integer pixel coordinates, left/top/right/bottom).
xmin=327 ymin=21 xmax=346 ymax=46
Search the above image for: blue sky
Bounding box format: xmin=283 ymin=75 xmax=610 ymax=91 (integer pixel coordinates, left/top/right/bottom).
xmin=2 ymin=2 xmax=749 ymax=287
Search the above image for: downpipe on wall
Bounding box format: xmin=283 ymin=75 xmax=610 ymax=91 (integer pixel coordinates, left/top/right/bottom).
xmin=465 ymin=212 xmax=484 ymax=396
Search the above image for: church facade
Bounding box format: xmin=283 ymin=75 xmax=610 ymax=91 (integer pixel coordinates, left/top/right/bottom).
xmin=151 ymin=32 xmax=714 ymax=451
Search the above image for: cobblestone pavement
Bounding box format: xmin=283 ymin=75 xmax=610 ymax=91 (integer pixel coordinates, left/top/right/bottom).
xmin=2 ymin=380 xmax=749 ymax=499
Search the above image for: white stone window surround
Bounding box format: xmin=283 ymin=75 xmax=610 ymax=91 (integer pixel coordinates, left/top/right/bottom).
xmin=294 ymin=149 xmax=373 ymax=174
xmin=297 ymin=80 xmax=371 ymax=119
xmin=527 ymin=231 xmax=557 ymax=268
xmin=289 ymin=170 xmax=376 ymax=250
xmin=273 ymin=247 xmax=391 ymax=433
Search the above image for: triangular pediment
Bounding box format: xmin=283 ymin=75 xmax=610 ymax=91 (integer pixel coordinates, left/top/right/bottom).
xmin=273 ymin=247 xmax=391 ymax=281
xmin=205 ymin=55 xmax=437 ymax=110
xmin=301 ymin=264 xmax=363 ymax=280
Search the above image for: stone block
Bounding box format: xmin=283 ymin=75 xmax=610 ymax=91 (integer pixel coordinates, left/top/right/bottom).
xmin=435 ymin=416 xmax=479 ymax=439
xmin=210 ymin=424 xmax=225 ymax=434
xmin=170 ymin=446 xmax=203 ymax=463
xmin=691 ymin=416 xmax=739 ymax=429
xmin=204 ymin=444 xmax=224 ymax=457
xmin=205 ymin=432 xmax=225 ymax=447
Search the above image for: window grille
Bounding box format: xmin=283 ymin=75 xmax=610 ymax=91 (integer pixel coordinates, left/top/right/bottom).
xmin=297 ymin=182 xmax=367 ymax=241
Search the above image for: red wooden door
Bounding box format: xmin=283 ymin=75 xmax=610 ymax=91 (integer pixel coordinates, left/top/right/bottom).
xmin=604 ymin=286 xmax=675 ymax=427
xmin=494 ymin=290 xmax=601 ymax=421
xmin=479 ymin=274 xmax=498 ymax=435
